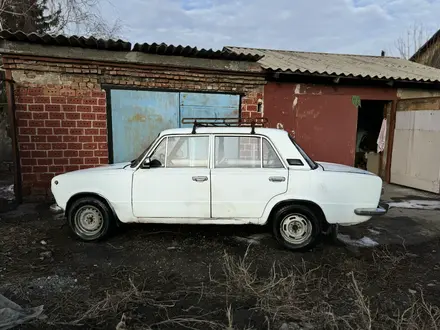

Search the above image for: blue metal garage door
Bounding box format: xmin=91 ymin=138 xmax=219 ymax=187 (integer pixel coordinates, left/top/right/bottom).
xmin=179 ymin=92 xmax=240 ymax=128
xmin=110 ymin=90 xmax=240 ymax=163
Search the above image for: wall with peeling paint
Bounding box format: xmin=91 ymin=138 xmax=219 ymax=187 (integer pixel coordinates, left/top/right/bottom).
xmin=397 ymin=88 xmax=440 ymax=99
xmin=264 ymin=82 xmax=397 ymax=166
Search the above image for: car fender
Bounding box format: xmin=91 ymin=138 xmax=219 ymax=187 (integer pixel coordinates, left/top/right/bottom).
xmin=259 ymin=193 xmax=329 ymax=225
xmin=65 ymin=191 xmax=119 ymax=219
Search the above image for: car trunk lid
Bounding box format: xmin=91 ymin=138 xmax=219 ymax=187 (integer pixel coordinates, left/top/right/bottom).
xmin=317 ymin=161 xmax=374 ymax=175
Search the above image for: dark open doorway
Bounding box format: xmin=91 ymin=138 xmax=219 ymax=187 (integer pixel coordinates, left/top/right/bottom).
xmin=355 ymin=100 xmax=388 ymax=171
xmin=0 ymin=77 xmax=15 ymax=211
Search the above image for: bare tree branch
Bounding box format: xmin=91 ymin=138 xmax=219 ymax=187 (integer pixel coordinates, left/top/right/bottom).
xmin=46 ymin=0 xmax=122 ymax=39
xmin=0 ymin=0 xmax=122 ymax=39
xmin=394 ymin=22 xmax=432 ymax=59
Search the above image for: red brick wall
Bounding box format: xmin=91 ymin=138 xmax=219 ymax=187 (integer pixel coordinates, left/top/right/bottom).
xmin=15 ymin=86 xmax=109 ymax=197
xmin=3 ymin=56 xmax=265 ymax=200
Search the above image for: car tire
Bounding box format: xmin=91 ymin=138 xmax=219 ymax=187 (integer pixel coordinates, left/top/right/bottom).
xmin=272 ymin=204 xmax=321 ymax=251
xmin=67 ymin=197 xmax=114 ymax=241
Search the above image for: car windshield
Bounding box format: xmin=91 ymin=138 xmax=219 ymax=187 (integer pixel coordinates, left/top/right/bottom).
xmin=288 ymin=134 xmax=318 ymax=170
xmin=130 ymin=135 xmax=159 ymax=168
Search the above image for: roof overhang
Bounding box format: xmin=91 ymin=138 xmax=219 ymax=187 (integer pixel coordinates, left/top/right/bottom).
xmin=0 ymin=39 xmax=263 ymax=74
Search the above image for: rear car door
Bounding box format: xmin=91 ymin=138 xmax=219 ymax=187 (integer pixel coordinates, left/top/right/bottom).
xmin=210 ymin=135 xmax=288 ymax=218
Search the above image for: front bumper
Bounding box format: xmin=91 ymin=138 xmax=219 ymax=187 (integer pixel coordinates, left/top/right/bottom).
xmin=354 ymin=203 xmax=388 ymax=216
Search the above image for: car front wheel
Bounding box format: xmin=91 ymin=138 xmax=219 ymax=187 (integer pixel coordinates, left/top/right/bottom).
xmin=67 ymin=197 xmax=114 ymax=241
xmin=272 ymin=205 xmax=321 ymax=251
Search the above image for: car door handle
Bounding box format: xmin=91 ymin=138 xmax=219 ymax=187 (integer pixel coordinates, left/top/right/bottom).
xmin=192 ymin=176 xmax=208 ymax=182
xmin=269 ymin=176 xmax=286 ymax=182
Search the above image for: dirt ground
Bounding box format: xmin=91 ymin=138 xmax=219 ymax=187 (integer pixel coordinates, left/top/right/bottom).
xmin=2 ymin=187 xmax=440 ymax=330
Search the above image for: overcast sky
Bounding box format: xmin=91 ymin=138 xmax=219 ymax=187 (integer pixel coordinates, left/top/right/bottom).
xmin=100 ymin=0 xmax=440 ymax=56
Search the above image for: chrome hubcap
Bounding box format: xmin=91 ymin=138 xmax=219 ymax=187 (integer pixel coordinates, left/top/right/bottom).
xmin=75 ymin=206 xmax=103 ymax=236
xmin=280 ymin=214 xmax=312 ymax=245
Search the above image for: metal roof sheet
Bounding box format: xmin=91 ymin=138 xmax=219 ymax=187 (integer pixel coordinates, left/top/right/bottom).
xmin=226 ymin=46 xmax=440 ymax=83
xmin=0 ymin=31 xmax=261 ymax=62
xmin=133 ymin=42 xmax=262 ymax=61
xmin=0 ymin=30 xmax=132 ymax=51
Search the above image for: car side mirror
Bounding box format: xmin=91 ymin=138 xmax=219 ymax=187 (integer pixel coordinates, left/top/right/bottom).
xmin=141 ymin=157 xmax=162 ymax=169
xmin=142 ymin=157 xmax=151 ymax=169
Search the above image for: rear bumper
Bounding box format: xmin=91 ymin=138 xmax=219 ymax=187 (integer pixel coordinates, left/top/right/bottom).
xmin=354 ymin=204 xmax=388 ymax=216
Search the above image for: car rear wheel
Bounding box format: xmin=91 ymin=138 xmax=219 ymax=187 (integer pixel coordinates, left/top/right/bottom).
xmin=272 ymin=205 xmax=321 ymax=251
xmin=67 ymin=197 xmax=114 ymax=241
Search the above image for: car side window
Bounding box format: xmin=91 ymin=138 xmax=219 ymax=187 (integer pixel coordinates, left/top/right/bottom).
xmin=215 ymin=136 xmax=261 ymax=168
xmin=149 ymin=137 xmax=167 ymax=167
xmin=262 ymin=139 xmax=284 ymax=168
xmin=166 ymin=136 xmax=209 ymax=168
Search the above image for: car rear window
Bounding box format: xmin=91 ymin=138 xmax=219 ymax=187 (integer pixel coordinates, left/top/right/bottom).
xmin=288 ymin=134 xmax=318 ymax=170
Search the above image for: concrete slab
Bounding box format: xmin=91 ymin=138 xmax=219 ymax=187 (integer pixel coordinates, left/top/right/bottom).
xmin=382 ymin=183 xmax=440 ymax=202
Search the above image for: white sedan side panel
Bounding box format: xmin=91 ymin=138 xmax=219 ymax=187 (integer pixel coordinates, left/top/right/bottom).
xmin=51 ymin=127 xmax=384 ymax=227
xmin=259 ymin=168 xmax=382 ymax=225
xmin=51 ymin=164 xmax=135 ymax=222
xmin=211 ymin=168 xmax=288 ymax=218
xmin=132 ymin=167 xmax=211 ymax=218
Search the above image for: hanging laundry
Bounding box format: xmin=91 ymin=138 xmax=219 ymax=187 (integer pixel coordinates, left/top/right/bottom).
xmin=377 ymin=118 xmax=387 ymax=153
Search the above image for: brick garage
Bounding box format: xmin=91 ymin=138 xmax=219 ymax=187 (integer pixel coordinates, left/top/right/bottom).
xmin=0 ymin=33 xmax=265 ymax=201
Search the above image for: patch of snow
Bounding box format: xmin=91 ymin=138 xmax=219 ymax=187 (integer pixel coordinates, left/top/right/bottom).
xmin=337 ymin=234 xmax=379 ymax=247
xmin=49 ymin=204 xmax=63 ymax=213
xmin=248 ymin=233 xmax=270 ymax=241
xmin=232 ymin=233 xmax=270 ymax=245
xmin=28 ymin=275 xmax=78 ymax=293
xmin=368 ymin=228 xmax=380 ymax=235
xmin=387 ymin=200 xmax=440 ymax=210
xmin=232 ymin=236 xmax=261 ymax=245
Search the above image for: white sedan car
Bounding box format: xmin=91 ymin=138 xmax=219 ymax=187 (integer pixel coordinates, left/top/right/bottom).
xmin=51 ymin=118 xmax=386 ymax=251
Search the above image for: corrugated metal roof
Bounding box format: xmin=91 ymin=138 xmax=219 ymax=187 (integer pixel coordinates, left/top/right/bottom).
xmin=133 ymin=42 xmax=262 ymax=61
xmin=0 ymin=30 xmax=131 ymax=51
xmin=226 ymin=46 xmax=440 ymax=83
xmin=0 ymin=30 xmax=261 ymax=61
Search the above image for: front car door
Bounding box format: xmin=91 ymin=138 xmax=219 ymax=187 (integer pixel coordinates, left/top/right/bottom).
xmin=211 ymin=135 xmax=288 ymax=218
xmin=132 ymin=134 xmax=211 ymax=218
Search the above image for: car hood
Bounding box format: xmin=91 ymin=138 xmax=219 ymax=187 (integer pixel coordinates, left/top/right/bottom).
xmin=61 ymin=162 xmax=130 ymax=176
xmin=317 ymin=161 xmax=373 ymax=175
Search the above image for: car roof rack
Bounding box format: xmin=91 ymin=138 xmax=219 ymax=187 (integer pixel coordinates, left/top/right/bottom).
xmin=181 ymin=117 xmax=269 ymax=134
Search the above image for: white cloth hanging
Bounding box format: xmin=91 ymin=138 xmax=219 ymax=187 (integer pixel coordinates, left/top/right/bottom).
xmin=377 ymin=118 xmax=387 ymax=153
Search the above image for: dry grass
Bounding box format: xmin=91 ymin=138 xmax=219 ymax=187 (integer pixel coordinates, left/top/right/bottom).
xmin=393 ymin=290 xmax=440 ymax=330
xmin=217 ymin=245 xmax=440 ymax=330
xmin=33 ymin=244 xmax=440 ymax=330
xmin=70 ymin=278 xmax=177 ymax=325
